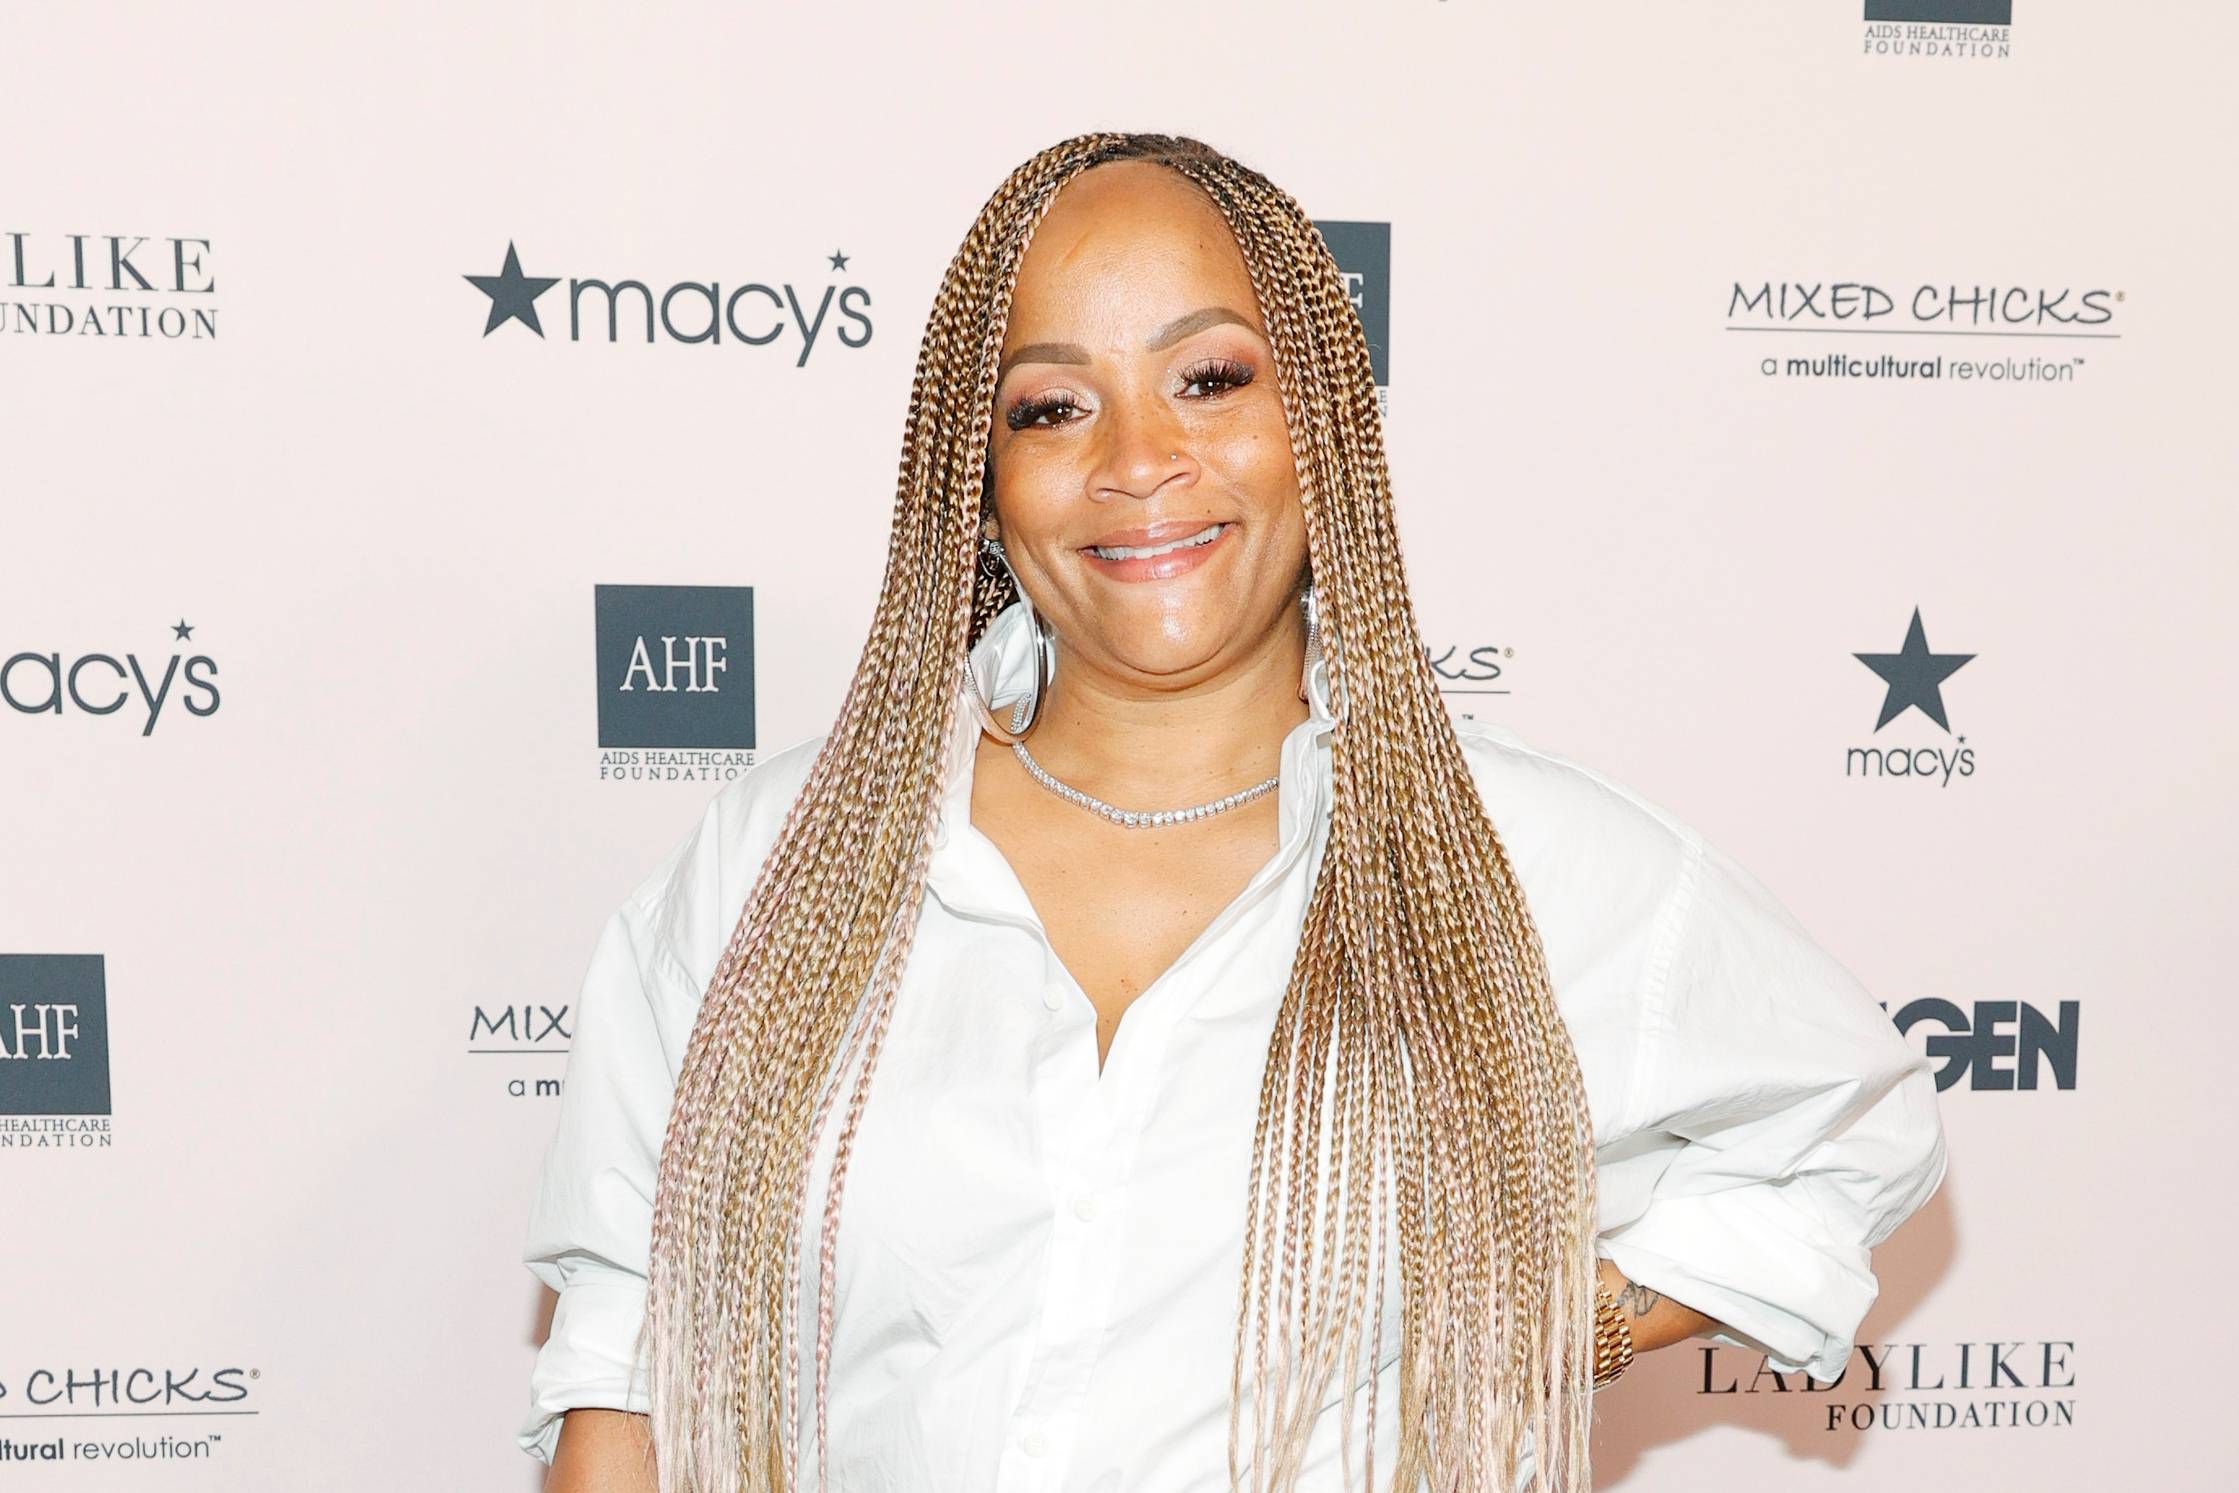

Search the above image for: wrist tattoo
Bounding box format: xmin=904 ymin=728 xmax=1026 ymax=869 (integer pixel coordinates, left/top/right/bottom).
xmin=1615 ymin=1280 xmax=1663 ymax=1320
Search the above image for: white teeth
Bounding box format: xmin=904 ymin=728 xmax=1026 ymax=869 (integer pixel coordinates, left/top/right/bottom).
xmin=1089 ymin=523 xmax=1225 ymax=561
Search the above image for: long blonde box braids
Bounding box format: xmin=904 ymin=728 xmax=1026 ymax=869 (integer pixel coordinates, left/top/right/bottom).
xmin=637 ymin=132 xmax=1602 ymax=1493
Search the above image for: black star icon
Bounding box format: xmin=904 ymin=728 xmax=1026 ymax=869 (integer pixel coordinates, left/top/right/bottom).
xmin=172 ymin=619 xmax=195 ymax=640
xmin=1854 ymin=607 xmax=1973 ymax=733
xmin=828 ymin=249 xmax=850 ymax=271
xmin=465 ymin=241 xmax=562 ymax=337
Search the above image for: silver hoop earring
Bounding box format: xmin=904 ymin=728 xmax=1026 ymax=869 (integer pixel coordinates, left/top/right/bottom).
xmin=1299 ymin=581 xmax=1338 ymax=715
xmin=971 ymin=538 xmax=1055 ymax=743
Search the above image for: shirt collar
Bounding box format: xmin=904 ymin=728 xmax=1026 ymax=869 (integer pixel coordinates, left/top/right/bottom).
xmin=926 ymin=602 xmax=1337 ymax=917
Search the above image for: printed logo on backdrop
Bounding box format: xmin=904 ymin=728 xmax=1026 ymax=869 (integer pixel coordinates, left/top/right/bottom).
xmin=1847 ymin=607 xmax=1975 ymax=785
xmin=0 ymin=1361 xmax=262 ymax=1467
xmin=468 ymin=1001 xmax=570 ymax=1101
xmin=0 ymin=232 xmax=219 ymax=342
xmin=1422 ymin=640 xmax=1517 ymax=726
xmin=595 ymin=584 xmax=755 ymax=783
xmin=2 ymin=620 xmax=221 ymax=736
xmin=0 ymin=954 xmax=113 ymax=1150
xmin=465 ymin=240 xmax=873 ymax=362
xmin=1863 ymin=1 xmax=2013 ymax=60
xmin=1312 ymin=220 xmax=1389 ymax=417
xmin=1693 ymin=1339 xmax=2075 ymax=1432
xmin=1729 ymin=278 xmax=2119 ymax=385
xmin=1884 ymin=997 xmax=2078 ymax=1091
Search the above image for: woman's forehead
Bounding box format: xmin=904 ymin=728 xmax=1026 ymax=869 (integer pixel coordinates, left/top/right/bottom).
xmin=1037 ymin=165 xmax=1243 ymax=268
xmin=1008 ymin=174 xmax=1261 ymax=344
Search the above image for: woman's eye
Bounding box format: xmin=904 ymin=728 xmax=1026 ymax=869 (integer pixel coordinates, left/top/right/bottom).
xmin=1180 ymin=357 xmax=1254 ymax=398
xmin=1005 ymin=359 xmax=1253 ymax=431
xmin=1006 ymin=391 xmax=1082 ymax=430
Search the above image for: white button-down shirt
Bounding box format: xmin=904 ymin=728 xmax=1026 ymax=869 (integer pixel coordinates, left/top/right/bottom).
xmin=518 ymin=603 xmax=1948 ymax=1490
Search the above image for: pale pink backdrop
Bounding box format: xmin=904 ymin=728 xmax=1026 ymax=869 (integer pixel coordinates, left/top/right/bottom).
xmin=3 ymin=1 xmax=2231 ymax=1488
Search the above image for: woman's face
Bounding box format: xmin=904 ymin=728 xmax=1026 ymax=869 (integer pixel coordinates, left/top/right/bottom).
xmin=987 ymin=160 xmax=1308 ymax=698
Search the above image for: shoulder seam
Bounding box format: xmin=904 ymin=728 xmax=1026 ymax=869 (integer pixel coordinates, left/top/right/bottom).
xmin=1454 ymin=720 xmax=1695 ymax=846
xmin=628 ymin=728 xmax=830 ymax=989
xmin=1453 ymin=720 xmax=1708 ymax=1139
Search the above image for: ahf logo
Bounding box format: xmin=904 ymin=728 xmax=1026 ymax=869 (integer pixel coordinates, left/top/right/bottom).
xmin=1863 ymin=1 xmax=2013 ymax=60
xmin=0 ymin=955 xmax=111 ymax=1118
xmin=1866 ymin=1 xmax=2011 ymax=22
xmin=594 ymin=584 xmax=755 ymax=751
xmin=1313 ymin=220 xmax=1389 ymax=394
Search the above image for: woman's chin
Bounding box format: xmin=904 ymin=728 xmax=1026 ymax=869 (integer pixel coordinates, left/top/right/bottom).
xmin=1073 ymin=631 xmax=1265 ymax=693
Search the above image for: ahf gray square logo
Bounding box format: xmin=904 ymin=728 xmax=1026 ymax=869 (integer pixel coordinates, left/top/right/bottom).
xmin=1313 ymin=220 xmax=1390 ymax=387
xmin=595 ymin=584 xmax=756 ymax=749
xmin=1865 ymin=1 xmax=2011 ymax=21
xmin=0 ymin=954 xmax=111 ymax=1116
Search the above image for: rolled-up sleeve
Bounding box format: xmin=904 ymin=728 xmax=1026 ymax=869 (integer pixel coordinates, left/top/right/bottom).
xmin=515 ymin=854 xmax=701 ymax=1463
xmin=1593 ymin=829 xmax=1949 ymax=1384
xmin=513 ymin=737 xmax=823 ymax=1462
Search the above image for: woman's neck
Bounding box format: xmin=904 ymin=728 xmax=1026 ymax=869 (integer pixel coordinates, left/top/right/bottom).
xmin=1011 ymin=623 xmax=1311 ymax=804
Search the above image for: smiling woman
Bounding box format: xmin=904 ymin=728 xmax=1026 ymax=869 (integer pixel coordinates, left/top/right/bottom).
xmin=520 ymin=132 xmax=1948 ymax=1493
xmin=983 ymin=169 xmax=1309 ymax=700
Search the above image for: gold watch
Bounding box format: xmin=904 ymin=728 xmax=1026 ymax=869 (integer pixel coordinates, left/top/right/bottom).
xmin=1591 ymin=1278 xmax=1636 ymax=1388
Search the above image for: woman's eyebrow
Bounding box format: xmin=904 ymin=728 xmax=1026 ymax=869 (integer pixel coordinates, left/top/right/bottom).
xmin=997 ymin=305 xmax=1262 ymax=382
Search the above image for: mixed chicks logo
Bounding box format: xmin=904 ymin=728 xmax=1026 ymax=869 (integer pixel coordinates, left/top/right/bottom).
xmin=468 ymin=1003 xmax=571 ymax=1100
xmin=0 ymin=1361 xmax=262 ymax=1467
xmin=1424 ymin=642 xmax=1511 ymax=699
xmin=1730 ymin=277 xmax=2116 ymax=385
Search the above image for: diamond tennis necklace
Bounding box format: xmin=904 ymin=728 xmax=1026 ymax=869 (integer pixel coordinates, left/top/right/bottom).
xmin=1010 ymin=739 xmax=1280 ymax=828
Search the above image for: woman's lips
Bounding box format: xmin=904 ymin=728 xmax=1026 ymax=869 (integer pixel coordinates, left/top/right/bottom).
xmin=1077 ymin=521 xmax=1235 ymax=583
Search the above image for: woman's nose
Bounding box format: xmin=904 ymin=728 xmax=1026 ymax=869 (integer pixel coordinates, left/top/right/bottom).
xmin=1088 ymin=397 xmax=1198 ymax=501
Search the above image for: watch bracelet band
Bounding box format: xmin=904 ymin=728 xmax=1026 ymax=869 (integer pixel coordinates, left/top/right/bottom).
xmin=1592 ymin=1278 xmax=1636 ymax=1387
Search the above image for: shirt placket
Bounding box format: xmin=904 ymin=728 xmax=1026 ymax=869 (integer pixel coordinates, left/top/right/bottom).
xmin=993 ymin=849 xmax=1312 ymax=1491
xmin=926 ymin=687 xmax=1330 ymax=1491
xmin=994 ymin=937 xmax=1173 ymax=1489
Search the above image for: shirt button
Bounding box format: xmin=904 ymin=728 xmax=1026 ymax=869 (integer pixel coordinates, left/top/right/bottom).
xmin=1072 ymin=1194 xmax=1099 ymax=1222
xmin=1022 ymin=1430 xmax=1048 ymax=1457
xmin=1041 ymin=987 xmax=1062 ymax=1011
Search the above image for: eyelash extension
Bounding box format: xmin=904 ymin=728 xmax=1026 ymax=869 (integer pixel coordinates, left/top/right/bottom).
xmin=1005 ymin=390 xmax=1079 ymax=430
xmin=1004 ymin=357 xmax=1256 ymax=430
xmin=1179 ymin=356 xmax=1254 ymax=397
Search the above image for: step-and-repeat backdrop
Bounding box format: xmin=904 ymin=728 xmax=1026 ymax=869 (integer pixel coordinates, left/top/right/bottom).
xmin=5 ymin=2 xmax=2230 ymax=1489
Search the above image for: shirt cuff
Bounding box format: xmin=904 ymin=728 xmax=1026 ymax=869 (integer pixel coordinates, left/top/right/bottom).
xmin=518 ymin=1272 xmax=655 ymax=1463
xmin=1594 ymin=1183 xmax=1879 ymax=1384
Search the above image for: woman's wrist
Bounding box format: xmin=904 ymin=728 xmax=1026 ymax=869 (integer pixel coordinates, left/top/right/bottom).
xmin=1594 ymin=1253 xmax=1723 ymax=1365
xmin=1591 ymin=1271 xmax=1637 ymax=1388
